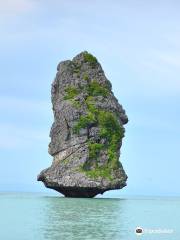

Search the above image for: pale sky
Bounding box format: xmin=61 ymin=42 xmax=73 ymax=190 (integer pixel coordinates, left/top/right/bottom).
xmin=0 ymin=0 xmax=180 ymax=196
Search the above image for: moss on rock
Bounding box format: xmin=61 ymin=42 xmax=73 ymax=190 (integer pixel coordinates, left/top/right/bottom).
xmin=88 ymin=80 xmax=109 ymax=97
xmin=88 ymin=142 xmax=104 ymax=159
xmin=83 ymin=52 xmax=97 ymax=67
xmin=73 ymin=112 xmax=96 ymax=134
xmin=64 ymin=86 xmax=79 ymax=100
xmin=62 ymin=53 xmax=126 ymax=180
xmin=66 ymin=95 xmax=123 ymax=179
xmin=81 ymin=165 xmax=113 ymax=180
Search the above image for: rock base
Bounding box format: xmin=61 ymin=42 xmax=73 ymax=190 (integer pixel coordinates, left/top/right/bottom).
xmin=37 ymin=173 xmax=127 ymax=198
xmin=48 ymin=187 xmax=106 ymax=198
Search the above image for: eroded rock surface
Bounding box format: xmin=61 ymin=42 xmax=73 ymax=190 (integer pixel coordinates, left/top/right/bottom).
xmin=37 ymin=51 xmax=128 ymax=197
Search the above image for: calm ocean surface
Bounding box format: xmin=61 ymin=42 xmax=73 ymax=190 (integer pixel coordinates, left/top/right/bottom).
xmin=0 ymin=192 xmax=179 ymax=240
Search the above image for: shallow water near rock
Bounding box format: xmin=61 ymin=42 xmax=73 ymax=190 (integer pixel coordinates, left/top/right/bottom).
xmin=0 ymin=192 xmax=179 ymax=240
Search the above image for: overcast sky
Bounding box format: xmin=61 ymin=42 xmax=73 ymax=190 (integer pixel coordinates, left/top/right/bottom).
xmin=0 ymin=0 xmax=180 ymax=197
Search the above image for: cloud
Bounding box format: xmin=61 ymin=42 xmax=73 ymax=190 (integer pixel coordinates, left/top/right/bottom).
xmin=0 ymin=0 xmax=180 ymax=99
xmin=0 ymin=0 xmax=35 ymax=14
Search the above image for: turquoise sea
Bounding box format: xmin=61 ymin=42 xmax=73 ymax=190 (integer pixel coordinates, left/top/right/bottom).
xmin=0 ymin=192 xmax=179 ymax=240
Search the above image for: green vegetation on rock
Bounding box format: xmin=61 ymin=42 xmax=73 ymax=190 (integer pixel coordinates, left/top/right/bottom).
xmin=63 ymin=58 xmax=124 ymax=180
xmin=71 ymin=100 xmax=81 ymax=108
xmin=88 ymin=80 xmax=109 ymax=97
xmin=73 ymin=112 xmax=96 ymax=134
xmin=81 ymin=165 xmax=113 ymax=180
xmin=64 ymin=86 xmax=79 ymax=100
xmin=88 ymin=142 xmax=104 ymax=159
xmin=80 ymin=107 xmax=124 ymax=178
xmin=83 ymin=73 xmax=89 ymax=81
xmin=98 ymin=111 xmax=124 ymax=164
xmin=84 ymin=52 xmax=97 ymax=66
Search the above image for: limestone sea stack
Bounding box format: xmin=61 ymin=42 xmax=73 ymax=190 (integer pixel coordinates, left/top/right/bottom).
xmin=37 ymin=51 xmax=128 ymax=197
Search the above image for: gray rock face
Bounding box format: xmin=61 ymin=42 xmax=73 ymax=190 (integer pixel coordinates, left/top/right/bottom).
xmin=37 ymin=51 xmax=128 ymax=197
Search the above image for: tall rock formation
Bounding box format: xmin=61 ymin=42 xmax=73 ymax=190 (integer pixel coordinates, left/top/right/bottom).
xmin=37 ymin=51 xmax=128 ymax=197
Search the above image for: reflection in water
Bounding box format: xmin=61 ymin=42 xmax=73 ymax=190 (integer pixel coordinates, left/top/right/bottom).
xmin=40 ymin=197 xmax=127 ymax=240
